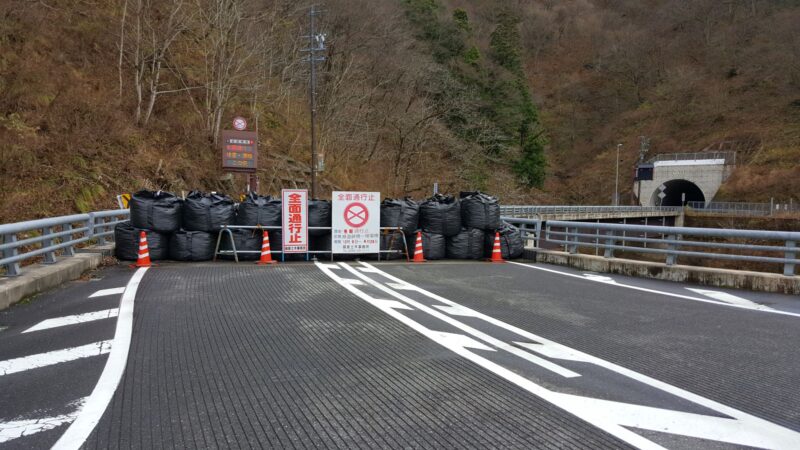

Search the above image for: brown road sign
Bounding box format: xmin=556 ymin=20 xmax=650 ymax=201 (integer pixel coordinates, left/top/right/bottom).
xmin=221 ymin=130 xmax=258 ymax=173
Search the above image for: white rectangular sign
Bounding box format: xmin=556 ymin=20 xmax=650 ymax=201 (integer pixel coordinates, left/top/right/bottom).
xmin=281 ymin=189 xmax=308 ymax=253
xmin=332 ymin=191 xmax=380 ymax=254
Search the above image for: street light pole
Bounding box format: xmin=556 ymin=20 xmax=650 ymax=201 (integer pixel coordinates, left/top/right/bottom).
xmin=614 ymin=143 xmax=620 ymax=205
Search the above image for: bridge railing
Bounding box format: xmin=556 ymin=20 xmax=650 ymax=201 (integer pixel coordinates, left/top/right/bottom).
xmin=686 ymin=201 xmax=799 ymax=217
xmin=502 ymin=217 xmax=799 ymax=276
xmin=500 ymin=205 xmax=682 ymax=216
xmin=0 ymin=209 xmax=130 ymax=276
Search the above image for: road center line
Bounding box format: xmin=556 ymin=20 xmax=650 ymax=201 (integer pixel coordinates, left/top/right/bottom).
xmin=508 ymin=261 xmax=800 ymax=318
xmin=52 ymin=267 xmax=148 ymax=450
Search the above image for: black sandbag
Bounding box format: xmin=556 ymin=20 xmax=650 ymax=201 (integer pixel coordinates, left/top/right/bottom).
xmin=380 ymin=198 xmax=419 ymax=235
xmin=113 ymin=222 xmax=169 ymax=261
xmin=308 ymin=200 xmax=331 ymax=237
xmin=129 ymin=190 xmax=182 ymax=232
xmin=446 ymin=228 xmax=485 ymax=260
xmin=235 ymin=193 xmax=281 ymax=226
xmin=484 ymin=222 xmax=524 ymax=259
xmin=169 ymin=230 xmax=216 ymax=261
xmin=182 ymin=191 xmax=235 ymax=232
xmin=459 ymin=191 xmax=501 ymax=231
xmin=380 ymin=231 xmax=407 ymax=260
xmin=422 ymin=231 xmax=446 ymax=260
xmin=218 ymin=228 xmax=262 ymax=261
xmin=419 ymin=194 xmax=461 ymax=237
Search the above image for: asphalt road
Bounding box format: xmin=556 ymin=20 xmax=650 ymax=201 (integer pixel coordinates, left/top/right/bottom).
xmin=1 ymin=260 xmax=799 ymax=449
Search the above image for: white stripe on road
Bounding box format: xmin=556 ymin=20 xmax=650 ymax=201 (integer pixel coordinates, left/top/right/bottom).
xmin=0 ymin=342 xmax=111 ymax=376
xmin=509 ymin=262 xmax=800 ymax=318
xmin=0 ymin=398 xmax=86 ymax=444
xmin=22 ymin=309 xmax=119 ymax=334
xmin=687 ymin=288 xmax=775 ymax=311
xmin=88 ymin=287 xmax=125 ymax=298
xmin=52 ymin=267 xmax=148 ymax=450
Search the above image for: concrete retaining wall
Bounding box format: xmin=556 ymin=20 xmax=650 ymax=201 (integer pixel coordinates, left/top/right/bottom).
xmin=0 ymin=245 xmax=114 ymax=311
xmin=531 ymin=250 xmax=800 ymax=295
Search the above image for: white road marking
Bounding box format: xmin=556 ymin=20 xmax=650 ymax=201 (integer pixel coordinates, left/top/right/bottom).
xmin=327 ymin=261 xmax=800 ymax=449
xmin=372 ymin=299 xmax=414 ymax=310
xmin=687 ymin=288 xmax=774 ymax=311
xmin=386 ymin=282 xmax=417 ymax=290
xmin=509 ymin=261 xmax=800 ymax=319
xmin=52 ymin=267 xmax=148 ymax=450
xmin=583 ymin=273 xmax=617 ymax=284
xmin=88 ymin=287 xmax=125 ymax=298
xmin=338 ymin=262 xmax=580 ymax=379
xmin=0 ymin=398 xmax=86 ymax=444
xmin=23 ymin=309 xmax=119 ymax=334
xmin=0 ymin=342 xmax=112 ymax=376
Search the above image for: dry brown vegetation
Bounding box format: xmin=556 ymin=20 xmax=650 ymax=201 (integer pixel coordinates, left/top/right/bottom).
xmin=1 ymin=0 xmax=799 ymax=223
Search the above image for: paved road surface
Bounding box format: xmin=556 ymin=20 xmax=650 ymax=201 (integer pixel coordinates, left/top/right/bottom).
xmin=1 ymin=261 xmax=799 ymax=449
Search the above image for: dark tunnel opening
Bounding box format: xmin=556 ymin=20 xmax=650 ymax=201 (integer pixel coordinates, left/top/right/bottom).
xmin=652 ymin=179 xmax=705 ymax=206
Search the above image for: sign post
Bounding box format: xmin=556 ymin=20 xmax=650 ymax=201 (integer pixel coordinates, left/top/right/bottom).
xmin=332 ymin=191 xmax=380 ymax=255
xmin=282 ymin=189 xmax=309 ymax=258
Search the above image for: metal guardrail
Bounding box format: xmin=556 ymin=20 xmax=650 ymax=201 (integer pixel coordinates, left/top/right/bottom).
xmin=648 ymin=151 xmax=736 ymax=165
xmin=502 ymin=217 xmax=799 ymax=276
xmin=686 ymin=201 xmax=799 ymax=217
xmin=1 ymin=209 xmax=130 ymax=276
xmin=500 ymin=205 xmax=682 ymax=216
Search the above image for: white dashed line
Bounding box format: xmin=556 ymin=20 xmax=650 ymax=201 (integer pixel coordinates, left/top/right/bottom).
xmin=0 ymin=398 xmax=86 ymax=444
xmin=0 ymin=342 xmax=112 ymax=377
xmin=88 ymin=287 xmax=125 ymax=298
xmin=23 ymin=309 xmax=119 ymax=334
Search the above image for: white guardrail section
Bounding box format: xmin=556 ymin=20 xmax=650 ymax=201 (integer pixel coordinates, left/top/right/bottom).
xmin=0 ymin=209 xmax=130 ymax=276
xmin=502 ymin=217 xmax=799 ymax=276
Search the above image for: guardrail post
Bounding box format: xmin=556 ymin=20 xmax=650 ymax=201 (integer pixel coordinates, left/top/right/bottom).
xmin=785 ymin=240 xmax=796 ymax=276
xmin=94 ymin=216 xmax=106 ymax=246
xmin=63 ymin=223 xmax=75 ymax=257
xmin=2 ymin=234 xmax=21 ymax=276
xmin=604 ymin=231 xmax=615 ymax=258
xmin=42 ymin=226 xmax=57 ymax=264
xmin=666 ymin=234 xmax=679 ymax=266
xmin=567 ymin=227 xmax=578 ymax=254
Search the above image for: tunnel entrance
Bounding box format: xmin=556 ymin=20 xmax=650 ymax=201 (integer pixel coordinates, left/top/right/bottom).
xmin=651 ymin=179 xmax=705 ymax=206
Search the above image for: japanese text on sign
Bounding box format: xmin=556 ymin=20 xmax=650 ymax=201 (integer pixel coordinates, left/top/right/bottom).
xmin=220 ymin=130 xmax=258 ymax=172
xmin=332 ymin=191 xmax=380 ymax=254
xmin=282 ymin=189 xmax=308 ymax=253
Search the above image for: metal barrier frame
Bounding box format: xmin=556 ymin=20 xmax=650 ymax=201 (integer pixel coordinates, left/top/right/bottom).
xmin=1 ymin=209 xmax=130 ymax=276
xmin=499 ymin=205 xmax=682 ymax=216
xmin=214 ymin=225 xmax=410 ymax=262
xmin=502 ymin=217 xmax=799 ymax=276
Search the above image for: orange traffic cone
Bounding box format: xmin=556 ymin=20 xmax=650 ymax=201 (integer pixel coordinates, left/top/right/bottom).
xmin=488 ymin=232 xmax=505 ymax=263
xmin=412 ymin=231 xmax=426 ymax=263
xmin=131 ymin=231 xmax=152 ymax=268
xmin=256 ymin=231 xmax=277 ymax=265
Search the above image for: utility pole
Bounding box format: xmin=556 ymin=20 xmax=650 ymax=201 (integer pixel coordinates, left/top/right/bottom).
xmin=636 ymin=136 xmax=650 ymax=205
xmin=614 ymin=143 xmax=620 ymax=206
xmin=303 ymin=5 xmax=326 ymax=198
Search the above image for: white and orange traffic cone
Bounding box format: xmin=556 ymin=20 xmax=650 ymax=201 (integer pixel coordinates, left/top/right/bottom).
xmin=256 ymin=231 xmax=277 ymax=265
xmin=131 ymin=231 xmax=152 ymax=268
xmin=488 ymin=231 xmax=505 ymax=263
xmin=412 ymin=231 xmax=426 ymax=263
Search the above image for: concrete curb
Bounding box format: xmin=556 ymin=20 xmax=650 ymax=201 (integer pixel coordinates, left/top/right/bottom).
xmin=531 ymin=250 xmax=800 ymax=295
xmin=0 ymin=245 xmax=115 ymax=311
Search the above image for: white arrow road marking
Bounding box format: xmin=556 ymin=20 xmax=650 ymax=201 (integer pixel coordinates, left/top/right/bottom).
xmin=88 ymin=287 xmax=125 ymax=298
xmin=320 ymin=261 xmax=800 ymax=449
xmin=0 ymin=342 xmax=112 ymax=376
xmin=0 ymin=398 xmax=86 ymax=444
xmin=23 ymin=309 xmax=119 ymax=334
xmin=52 ymin=267 xmax=148 ymax=450
xmin=509 ymin=261 xmax=800 ymax=319
xmin=687 ymin=288 xmax=774 ymax=311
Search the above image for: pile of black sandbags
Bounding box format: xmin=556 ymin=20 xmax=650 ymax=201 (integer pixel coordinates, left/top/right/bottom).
xmin=235 ymin=193 xmax=281 ymax=227
xmin=485 ymin=221 xmax=525 ymax=259
xmin=115 ymin=190 xmax=181 ymax=261
xmin=418 ymin=194 xmax=460 ymax=259
xmin=308 ymin=199 xmax=332 ymax=236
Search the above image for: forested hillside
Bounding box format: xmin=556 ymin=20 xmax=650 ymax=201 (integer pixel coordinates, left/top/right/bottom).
xmin=1 ymin=0 xmax=798 ymax=222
